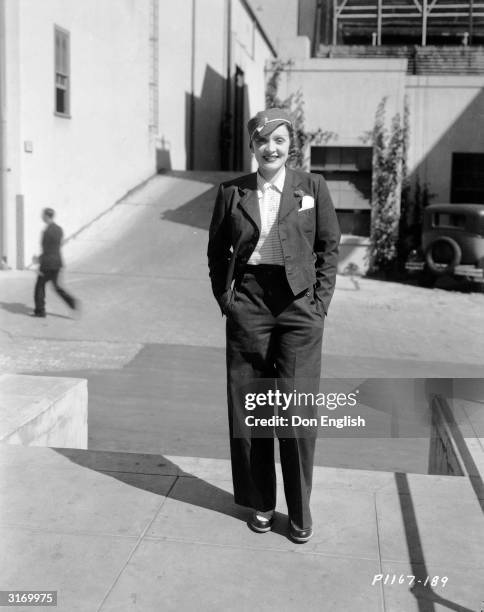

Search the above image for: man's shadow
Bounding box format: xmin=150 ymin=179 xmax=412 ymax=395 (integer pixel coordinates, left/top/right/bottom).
xmin=0 ymin=301 xmax=72 ymax=319
xmin=54 ymin=448 xmax=288 ymax=537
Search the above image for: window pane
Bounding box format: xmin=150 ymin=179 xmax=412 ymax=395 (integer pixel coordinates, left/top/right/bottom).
xmin=61 ymin=37 xmax=67 ymax=73
xmin=55 ymin=34 xmax=61 ymax=70
xmin=56 ymin=73 xmax=67 ymax=88
xmin=56 ymin=88 xmax=65 ymax=114
xmin=54 ymin=27 xmax=70 ymax=115
xmin=336 ymin=210 xmax=371 ymax=237
xmin=451 ymin=153 xmax=484 ymax=203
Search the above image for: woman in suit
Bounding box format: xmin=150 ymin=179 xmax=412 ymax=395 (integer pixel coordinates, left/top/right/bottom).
xmin=208 ymin=108 xmax=340 ymax=542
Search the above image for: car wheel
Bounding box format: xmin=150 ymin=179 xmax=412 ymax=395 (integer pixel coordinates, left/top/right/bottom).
xmin=425 ymin=237 xmax=462 ymax=275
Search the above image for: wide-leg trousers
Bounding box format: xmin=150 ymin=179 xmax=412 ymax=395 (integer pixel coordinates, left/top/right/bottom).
xmin=225 ymin=265 xmax=324 ymax=529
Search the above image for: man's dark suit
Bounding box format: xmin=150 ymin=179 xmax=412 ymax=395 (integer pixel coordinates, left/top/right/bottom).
xmin=34 ymin=222 xmax=76 ymax=315
xmin=208 ymin=167 xmax=340 ymax=528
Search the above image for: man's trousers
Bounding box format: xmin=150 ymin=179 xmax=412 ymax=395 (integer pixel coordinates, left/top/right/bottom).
xmin=34 ymin=269 xmax=76 ymax=315
xmin=225 ymin=265 xmax=324 ymax=529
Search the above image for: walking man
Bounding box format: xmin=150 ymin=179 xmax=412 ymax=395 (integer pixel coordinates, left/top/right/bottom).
xmin=32 ymin=208 xmax=77 ymax=317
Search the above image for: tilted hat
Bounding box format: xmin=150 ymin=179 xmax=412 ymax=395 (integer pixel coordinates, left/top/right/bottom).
xmin=247 ymin=108 xmax=293 ymax=143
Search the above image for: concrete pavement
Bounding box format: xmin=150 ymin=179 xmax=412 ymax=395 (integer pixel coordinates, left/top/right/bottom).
xmin=1 ymin=171 xmax=484 ymax=611
xmin=1 ymin=172 xmax=483 ymax=377
xmin=0 ymin=444 xmax=483 ymax=612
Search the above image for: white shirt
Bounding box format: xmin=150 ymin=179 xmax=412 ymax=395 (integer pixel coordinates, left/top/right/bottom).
xmin=247 ymin=166 xmax=285 ymax=266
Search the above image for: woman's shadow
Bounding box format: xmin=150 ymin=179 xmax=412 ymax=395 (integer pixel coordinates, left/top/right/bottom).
xmin=54 ymin=448 xmax=288 ymax=537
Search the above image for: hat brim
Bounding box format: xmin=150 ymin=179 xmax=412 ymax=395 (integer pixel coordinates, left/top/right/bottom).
xmin=250 ymin=120 xmax=292 ymax=143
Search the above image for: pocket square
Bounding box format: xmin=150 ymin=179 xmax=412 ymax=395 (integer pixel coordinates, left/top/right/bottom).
xmin=299 ymin=195 xmax=314 ymax=211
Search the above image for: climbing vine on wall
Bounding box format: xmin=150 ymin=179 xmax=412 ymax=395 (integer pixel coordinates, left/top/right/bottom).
xmin=369 ymin=97 xmax=409 ymax=273
xmin=265 ymin=59 xmax=336 ymax=169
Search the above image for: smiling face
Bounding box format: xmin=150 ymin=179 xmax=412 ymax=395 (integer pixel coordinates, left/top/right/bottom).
xmin=251 ymin=124 xmax=291 ymax=181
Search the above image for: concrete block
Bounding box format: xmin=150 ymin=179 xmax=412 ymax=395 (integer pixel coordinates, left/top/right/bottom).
xmin=0 ymin=374 xmax=87 ymax=448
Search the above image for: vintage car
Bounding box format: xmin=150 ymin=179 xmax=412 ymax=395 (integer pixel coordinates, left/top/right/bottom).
xmin=405 ymin=203 xmax=484 ymax=283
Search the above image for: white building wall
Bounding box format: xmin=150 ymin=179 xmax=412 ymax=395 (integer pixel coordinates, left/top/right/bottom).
xmin=247 ymin=0 xmax=298 ymax=51
xmin=2 ymin=0 xmax=21 ymax=268
xmin=192 ymin=0 xmax=227 ymax=170
xmin=233 ymin=0 xmax=274 ymax=170
xmin=12 ymin=0 xmax=155 ymax=268
xmin=274 ymin=54 xmax=484 ymax=271
xmin=156 ymin=1 xmax=193 ymax=171
xmin=277 ymin=58 xmax=408 ymax=145
xmin=274 ymin=54 xmax=484 ymax=204
xmin=406 ymin=75 xmax=484 ymax=203
xmin=157 ymin=0 xmax=274 ymax=172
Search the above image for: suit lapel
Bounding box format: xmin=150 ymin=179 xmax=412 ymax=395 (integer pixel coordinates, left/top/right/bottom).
xmin=279 ymin=167 xmax=304 ymax=221
xmin=237 ymin=168 xmax=304 ymax=228
xmin=238 ymin=173 xmax=261 ymax=231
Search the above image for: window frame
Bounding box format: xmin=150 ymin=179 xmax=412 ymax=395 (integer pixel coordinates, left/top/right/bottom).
xmin=54 ymin=25 xmax=71 ymax=118
xmin=311 ymin=145 xmax=373 ymax=237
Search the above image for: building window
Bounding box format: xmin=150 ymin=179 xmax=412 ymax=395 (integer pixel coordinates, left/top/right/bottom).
xmin=451 ymin=153 xmax=484 ymax=203
xmin=55 ymin=26 xmax=70 ymax=116
xmin=311 ymin=146 xmax=372 ymax=237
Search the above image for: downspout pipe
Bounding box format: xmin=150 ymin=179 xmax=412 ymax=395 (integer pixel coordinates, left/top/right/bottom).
xmin=188 ymin=0 xmax=196 ymax=170
xmin=220 ymin=0 xmax=232 ymax=171
xmin=0 ymin=0 xmax=7 ymax=266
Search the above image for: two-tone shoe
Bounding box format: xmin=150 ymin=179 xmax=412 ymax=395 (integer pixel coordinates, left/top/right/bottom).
xmin=247 ymin=510 xmax=275 ymax=533
xmin=288 ymin=519 xmax=313 ymax=543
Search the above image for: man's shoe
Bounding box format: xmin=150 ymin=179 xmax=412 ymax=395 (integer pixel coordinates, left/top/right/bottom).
xmin=71 ymin=299 xmax=82 ymax=319
xmin=30 ymin=312 xmax=46 ymax=318
xmin=288 ymin=519 xmax=313 ymax=543
xmin=247 ymin=510 xmax=275 ymax=533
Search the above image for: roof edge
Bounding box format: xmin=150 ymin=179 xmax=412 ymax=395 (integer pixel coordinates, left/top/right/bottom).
xmin=239 ymin=0 xmax=278 ymax=58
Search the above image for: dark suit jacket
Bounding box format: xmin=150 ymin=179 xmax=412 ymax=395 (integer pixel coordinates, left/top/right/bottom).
xmin=39 ymin=222 xmax=64 ymax=272
xmin=207 ymin=167 xmax=341 ymax=315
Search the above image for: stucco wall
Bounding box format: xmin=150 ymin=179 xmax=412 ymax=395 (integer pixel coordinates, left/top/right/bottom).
xmin=3 ymin=0 xmax=275 ymax=267
xmin=406 ymin=75 xmax=484 ymax=203
xmin=10 ymin=0 xmax=155 ymax=267
xmin=157 ymin=0 xmax=274 ymax=172
xmin=274 ymin=56 xmax=484 ymax=205
xmin=156 ymin=1 xmax=193 ymax=171
xmin=277 ymin=58 xmax=408 ymax=146
xmin=192 ymin=0 xmax=227 ymax=170
xmin=246 ymin=0 xmax=298 ymax=51
xmin=232 ymin=0 xmax=275 ymax=171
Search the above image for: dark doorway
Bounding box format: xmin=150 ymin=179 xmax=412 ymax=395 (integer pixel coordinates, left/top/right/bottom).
xmin=233 ymin=66 xmax=245 ymax=171
xmin=451 ymin=152 xmax=484 ymax=203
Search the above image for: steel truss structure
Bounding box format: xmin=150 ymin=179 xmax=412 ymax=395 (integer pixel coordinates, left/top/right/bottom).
xmin=332 ymin=0 xmax=484 ymax=45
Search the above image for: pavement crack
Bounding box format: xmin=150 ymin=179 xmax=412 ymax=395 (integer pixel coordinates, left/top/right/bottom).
xmin=0 ymin=327 xmax=14 ymax=340
xmin=373 ymin=492 xmax=387 ymax=612
xmin=95 ymin=476 xmax=179 ymax=612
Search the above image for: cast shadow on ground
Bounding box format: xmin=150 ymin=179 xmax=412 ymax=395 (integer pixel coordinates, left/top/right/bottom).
xmin=0 ymin=301 xmax=73 ymax=319
xmin=53 ymin=447 xmax=289 ymax=538
xmin=395 ymin=472 xmax=474 ymax=612
xmin=161 ymin=184 xmax=218 ymax=231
